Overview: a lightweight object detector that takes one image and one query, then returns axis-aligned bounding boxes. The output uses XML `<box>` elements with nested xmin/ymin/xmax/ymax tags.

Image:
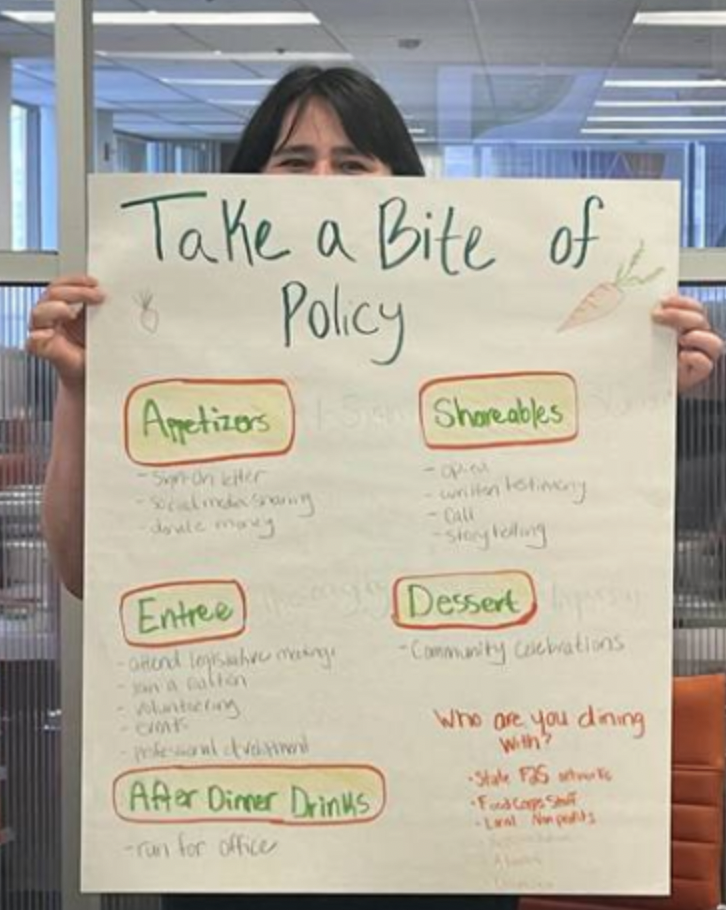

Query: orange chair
<box><xmin>521</xmin><ymin>673</ymin><xmax>725</xmax><ymax>910</ymax></box>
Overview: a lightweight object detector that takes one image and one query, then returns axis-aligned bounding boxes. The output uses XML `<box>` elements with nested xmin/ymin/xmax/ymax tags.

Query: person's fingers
<box><xmin>678</xmin><ymin>349</ymin><xmax>716</xmax><ymax>392</ymax></box>
<box><xmin>46</xmin><ymin>273</ymin><xmax>100</xmax><ymax>290</ymax></box>
<box><xmin>38</xmin><ymin>284</ymin><xmax>105</xmax><ymax>306</ymax></box>
<box><xmin>30</xmin><ymin>299</ymin><xmax>84</xmax><ymax>330</ymax></box>
<box><xmin>659</xmin><ymin>293</ymin><xmax>705</xmax><ymax>313</ymax></box>
<box><xmin>26</xmin><ymin>327</ymin><xmax>59</xmax><ymax>355</ymax></box>
<box><xmin>679</xmin><ymin>328</ymin><xmax>725</xmax><ymax>362</ymax></box>
<box><xmin>26</xmin><ymin>328</ymin><xmax>86</xmax><ymax>382</ymax></box>
<box><xmin>655</xmin><ymin>295</ymin><xmax>723</xmax><ymax>392</ymax></box>
<box><xmin>26</xmin><ymin>280</ymin><xmax>99</xmax><ymax>385</ymax></box>
<box><xmin>652</xmin><ymin>305</ymin><xmax>709</xmax><ymax>333</ymax></box>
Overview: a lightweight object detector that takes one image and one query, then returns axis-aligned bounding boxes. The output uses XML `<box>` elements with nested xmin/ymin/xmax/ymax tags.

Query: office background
<box><xmin>1</xmin><ymin>1</ymin><xmax>726</xmax><ymax>908</ymax></box>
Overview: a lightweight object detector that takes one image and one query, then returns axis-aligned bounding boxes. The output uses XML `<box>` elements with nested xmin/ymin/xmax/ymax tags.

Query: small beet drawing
<box><xmin>135</xmin><ymin>289</ymin><xmax>159</xmax><ymax>334</ymax></box>
<box><xmin>558</xmin><ymin>240</ymin><xmax>665</xmax><ymax>332</ymax></box>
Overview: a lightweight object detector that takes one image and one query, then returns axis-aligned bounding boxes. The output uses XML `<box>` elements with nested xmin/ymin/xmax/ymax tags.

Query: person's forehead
<box><xmin>274</xmin><ymin>99</ymin><xmax>360</xmax><ymax>151</ymax></box>
<box><xmin>270</xmin><ymin>141</ymin><xmax>365</xmax><ymax>156</ymax></box>
<box><xmin>279</xmin><ymin>97</ymin><xmax>345</xmax><ymax>134</ymax></box>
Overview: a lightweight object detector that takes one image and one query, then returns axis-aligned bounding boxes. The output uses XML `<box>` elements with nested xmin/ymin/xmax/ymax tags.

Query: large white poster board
<box><xmin>84</xmin><ymin>176</ymin><xmax>679</xmax><ymax>895</ymax></box>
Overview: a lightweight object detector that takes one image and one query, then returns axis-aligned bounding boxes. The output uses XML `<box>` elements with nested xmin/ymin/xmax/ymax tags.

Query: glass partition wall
<box><xmin>0</xmin><ymin>282</ymin><xmax>60</xmax><ymax>910</ymax></box>
<box><xmin>1</xmin><ymin>3</ymin><xmax>61</xmax><ymax>908</ymax></box>
<box><xmin>1</xmin><ymin>1</ymin><xmax>726</xmax><ymax>907</ymax></box>
<box><xmin>675</xmin><ymin>285</ymin><xmax>726</xmax><ymax>679</ymax></box>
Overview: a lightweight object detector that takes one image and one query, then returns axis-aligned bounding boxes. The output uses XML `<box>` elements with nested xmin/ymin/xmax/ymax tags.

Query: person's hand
<box><xmin>652</xmin><ymin>293</ymin><xmax>724</xmax><ymax>393</ymax></box>
<box><xmin>26</xmin><ymin>274</ymin><xmax>105</xmax><ymax>389</ymax></box>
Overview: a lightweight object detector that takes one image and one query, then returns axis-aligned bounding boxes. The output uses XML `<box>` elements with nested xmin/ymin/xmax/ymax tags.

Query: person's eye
<box><xmin>340</xmin><ymin>159</ymin><xmax>371</xmax><ymax>174</ymax></box>
<box><xmin>276</xmin><ymin>157</ymin><xmax>310</xmax><ymax>171</ymax></box>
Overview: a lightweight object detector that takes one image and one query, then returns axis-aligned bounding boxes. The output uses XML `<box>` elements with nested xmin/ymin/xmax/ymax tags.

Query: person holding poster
<box><xmin>28</xmin><ymin>66</ymin><xmax>724</xmax><ymax>910</ymax></box>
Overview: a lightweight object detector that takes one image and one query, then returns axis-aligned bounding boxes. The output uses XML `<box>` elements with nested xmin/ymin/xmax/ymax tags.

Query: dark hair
<box><xmin>227</xmin><ymin>66</ymin><xmax>425</xmax><ymax>176</ymax></box>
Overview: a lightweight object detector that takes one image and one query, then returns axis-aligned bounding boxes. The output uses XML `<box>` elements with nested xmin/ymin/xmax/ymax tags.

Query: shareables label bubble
<box><xmin>419</xmin><ymin>371</ymin><xmax>579</xmax><ymax>451</ymax></box>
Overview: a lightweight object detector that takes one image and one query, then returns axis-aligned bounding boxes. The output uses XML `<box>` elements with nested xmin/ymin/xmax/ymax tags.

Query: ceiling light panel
<box><xmin>634</xmin><ymin>13</ymin><xmax>726</xmax><ymax>28</ymax></box>
<box><xmin>588</xmin><ymin>115</ymin><xmax>726</xmax><ymax>123</ymax></box>
<box><xmin>582</xmin><ymin>127</ymin><xmax>726</xmax><ymax>135</ymax></box>
<box><xmin>1</xmin><ymin>11</ymin><xmax>320</xmax><ymax>26</ymax></box>
<box><xmin>206</xmin><ymin>99</ymin><xmax>260</xmax><ymax>107</ymax></box>
<box><xmin>96</xmin><ymin>51</ymin><xmax>353</xmax><ymax>62</ymax></box>
<box><xmin>125</xmin><ymin>62</ymin><xmax>271</xmax><ymax>81</ymax></box>
<box><xmin>114</xmin><ymin>115</ymin><xmax>170</xmax><ymax>127</ymax></box>
<box><xmin>596</xmin><ymin>100</ymin><xmax>726</xmax><ymax>108</ymax></box>
<box><xmin>166</xmin><ymin>109</ymin><xmax>246</xmax><ymax>123</ymax></box>
<box><xmin>161</xmin><ymin>78</ymin><xmax>276</xmax><ymax>87</ymax></box>
<box><xmin>604</xmin><ymin>79</ymin><xmax>726</xmax><ymax>88</ymax></box>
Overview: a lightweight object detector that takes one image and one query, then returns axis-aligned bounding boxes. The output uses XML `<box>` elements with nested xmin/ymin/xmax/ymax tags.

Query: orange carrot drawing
<box><xmin>558</xmin><ymin>240</ymin><xmax>664</xmax><ymax>332</ymax></box>
<box><xmin>135</xmin><ymin>289</ymin><xmax>159</xmax><ymax>334</ymax></box>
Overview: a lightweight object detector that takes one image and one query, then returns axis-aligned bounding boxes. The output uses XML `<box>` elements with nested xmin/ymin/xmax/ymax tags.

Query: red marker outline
<box><xmin>119</xmin><ymin>578</ymin><xmax>247</xmax><ymax>649</ymax></box>
<box><xmin>392</xmin><ymin>569</ymin><xmax>538</xmax><ymax>631</ymax></box>
<box><xmin>124</xmin><ymin>377</ymin><xmax>296</xmax><ymax>467</ymax></box>
<box><xmin>112</xmin><ymin>762</ymin><xmax>388</xmax><ymax>826</ymax></box>
<box><xmin>419</xmin><ymin>370</ymin><xmax>579</xmax><ymax>451</ymax></box>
